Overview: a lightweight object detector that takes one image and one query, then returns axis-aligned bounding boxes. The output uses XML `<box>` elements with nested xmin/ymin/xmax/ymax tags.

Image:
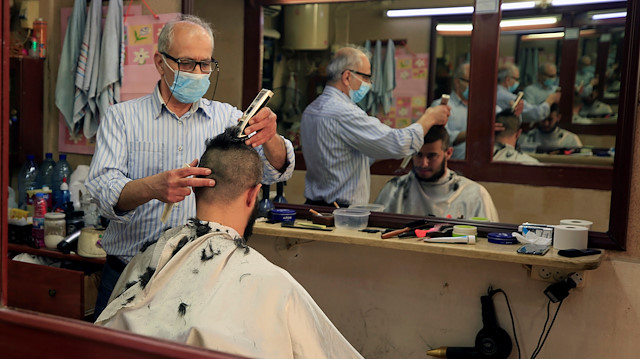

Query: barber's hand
<box><xmin>243</xmin><ymin>107</ymin><xmax>278</xmax><ymax>148</ymax></box>
<box><xmin>149</xmin><ymin>159</ymin><xmax>215</xmax><ymax>203</ymax></box>
<box><xmin>512</xmin><ymin>100</ymin><xmax>524</xmax><ymax>116</ymax></box>
<box><xmin>420</xmin><ymin>105</ymin><xmax>450</xmax><ymax>126</ymax></box>
<box><xmin>590</xmin><ymin>77</ymin><xmax>599</xmax><ymax>87</ymax></box>
<box><xmin>494</xmin><ymin>122</ymin><xmax>505</xmax><ymax>133</ymax></box>
<box><xmin>546</xmin><ymin>92</ymin><xmax>561</xmax><ymax>105</ymax></box>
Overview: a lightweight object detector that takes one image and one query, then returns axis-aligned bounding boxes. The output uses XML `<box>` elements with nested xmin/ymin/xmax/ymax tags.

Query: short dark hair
<box><xmin>193</xmin><ymin>126</ymin><xmax>263</xmax><ymax>202</ymax></box>
<box><xmin>550</xmin><ymin>103</ymin><xmax>560</xmax><ymax>113</ymax></box>
<box><xmin>424</xmin><ymin>125</ymin><xmax>450</xmax><ymax>150</ymax></box>
<box><xmin>495</xmin><ymin>109</ymin><xmax>520</xmax><ymax>138</ymax></box>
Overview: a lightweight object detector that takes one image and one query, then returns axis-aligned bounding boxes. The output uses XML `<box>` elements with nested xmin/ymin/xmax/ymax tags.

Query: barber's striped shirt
<box><xmin>86</xmin><ymin>85</ymin><xmax>294</xmax><ymax>262</ymax></box>
<box><xmin>300</xmin><ymin>86</ymin><xmax>424</xmax><ymax>206</ymax></box>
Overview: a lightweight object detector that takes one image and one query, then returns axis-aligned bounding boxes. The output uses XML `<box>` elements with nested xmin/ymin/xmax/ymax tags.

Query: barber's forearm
<box><xmin>453</xmin><ymin>131</ymin><xmax>466</xmax><ymax>146</ymax></box>
<box><xmin>262</xmin><ymin>135</ymin><xmax>287</xmax><ymax>171</ymax></box>
<box><xmin>115</xmin><ymin>178</ymin><xmax>154</xmax><ymax>212</ymax></box>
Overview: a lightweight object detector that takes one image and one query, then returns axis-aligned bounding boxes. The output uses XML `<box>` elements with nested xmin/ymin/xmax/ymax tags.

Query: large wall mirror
<box><xmin>250</xmin><ymin>0</ymin><xmax>637</xmax><ymax>250</ymax></box>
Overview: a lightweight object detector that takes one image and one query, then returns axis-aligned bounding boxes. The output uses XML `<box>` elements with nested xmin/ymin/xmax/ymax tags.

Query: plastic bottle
<box><xmin>17</xmin><ymin>154</ymin><xmax>38</xmax><ymax>209</ymax></box>
<box><xmin>52</xmin><ymin>154</ymin><xmax>72</xmax><ymax>200</ymax></box>
<box><xmin>274</xmin><ymin>181</ymin><xmax>288</xmax><ymax>203</ymax></box>
<box><xmin>33</xmin><ymin>18</ymin><xmax>47</xmax><ymax>59</ymax></box>
<box><xmin>54</xmin><ymin>177</ymin><xmax>72</xmax><ymax>212</ymax></box>
<box><xmin>36</xmin><ymin>152</ymin><xmax>56</xmax><ymax>189</ymax></box>
<box><xmin>258</xmin><ymin>184</ymin><xmax>274</xmax><ymax>218</ymax></box>
<box><xmin>32</xmin><ymin>192</ymin><xmax>47</xmax><ymax>248</ymax></box>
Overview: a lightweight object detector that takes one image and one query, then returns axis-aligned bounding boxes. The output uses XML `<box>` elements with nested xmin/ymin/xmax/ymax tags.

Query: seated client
<box><xmin>96</xmin><ymin>127</ymin><xmax>364</xmax><ymax>359</ymax></box>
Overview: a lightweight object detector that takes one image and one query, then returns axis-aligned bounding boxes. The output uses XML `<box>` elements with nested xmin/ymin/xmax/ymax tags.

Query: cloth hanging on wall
<box><xmin>73</xmin><ymin>0</ymin><xmax>102</xmax><ymax>138</ymax></box>
<box><xmin>519</xmin><ymin>47</ymin><xmax>539</xmax><ymax>87</ymax></box>
<box><xmin>54</xmin><ymin>0</ymin><xmax>87</xmax><ymax>133</ymax></box>
<box><xmin>381</xmin><ymin>39</ymin><xmax>396</xmax><ymax>114</ymax></box>
<box><xmin>96</xmin><ymin>0</ymin><xmax>124</xmax><ymax>138</ymax></box>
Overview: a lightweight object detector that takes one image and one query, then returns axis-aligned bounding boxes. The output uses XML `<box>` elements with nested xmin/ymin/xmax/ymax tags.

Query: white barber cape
<box><xmin>97</xmin><ymin>221</ymin><xmax>363</xmax><ymax>359</ymax></box>
<box><xmin>375</xmin><ymin>169</ymin><xmax>499</xmax><ymax>221</ymax></box>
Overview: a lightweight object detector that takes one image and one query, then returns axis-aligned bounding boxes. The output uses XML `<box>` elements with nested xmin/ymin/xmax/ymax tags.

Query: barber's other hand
<box><xmin>149</xmin><ymin>159</ymin><xmax>215</xmax><ymax>203</ymax></box>
<box><xmin>243</xmin><ymin>107</ymin><xmax>278</xmax><ymax>148</ymax></box>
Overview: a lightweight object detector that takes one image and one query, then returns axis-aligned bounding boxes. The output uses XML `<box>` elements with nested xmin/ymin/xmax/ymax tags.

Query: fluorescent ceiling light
<box><xmin>501</xmin><ymin>2</ymin><xmax>537</xmax><ymax>10</ymax></box>
<box><xmin>552</xmin><ymin>0</ymin><xmax>623</xmax><ymax>6</ymax></box>
<box><xmin>386</xmin><ymin>2</ymin><xmax>538</xmax><ymax>18</ymax></box>
<box><xmin>500</xmin><ymin>16</ymin><xmax>558</xmax><ymax>27</ymax></box>
<box><xmin>386</xmin><ymin>7</ymin><xmax>473</xmax><ymax>17</ymax></box>
<box><xmin>522</xmin><ymin>32</ymin><xmax>565</xmax><ymax>40</ymax></box>
<box><xmin>592</xmin><ymin>11</ymin><xmax>627</xmax><ymax>20</ymax></box>
<box><xmin>436</xmin><ymin>24</ymin><xmax>474</xmax><ymax>32</ymax></box>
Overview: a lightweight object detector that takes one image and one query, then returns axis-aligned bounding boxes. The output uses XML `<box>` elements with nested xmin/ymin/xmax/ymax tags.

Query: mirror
<box><xmin>249</xmin><ymin>0</ymin><xmax>634</xmax><ymax>248</ymax></box>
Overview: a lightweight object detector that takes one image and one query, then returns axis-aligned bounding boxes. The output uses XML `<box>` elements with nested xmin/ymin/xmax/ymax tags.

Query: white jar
<box><xmin>44</xmin><ymin>212</ymin><xmax>66</xmax><ymax>250</ymax></box>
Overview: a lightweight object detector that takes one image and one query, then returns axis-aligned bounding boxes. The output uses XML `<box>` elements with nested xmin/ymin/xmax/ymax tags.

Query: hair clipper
<box><xmin>237</xmin><ymin>89</ymin><xmax>274</xmax><ymax>138</ymax></box>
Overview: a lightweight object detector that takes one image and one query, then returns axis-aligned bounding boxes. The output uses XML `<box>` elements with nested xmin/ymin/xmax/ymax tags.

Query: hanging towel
<box><xmin>96</xmin><ymin>0</ymin><xmax>124</xmax><ymax>138</ymax></box>
<box><xmin>381</xmin><ymin>39</ymin><xmax>396</xmax><ymax>114</ymax></box>
<box><xmin>55</xmin><ymin>0</ymin><xmax>87</xmax><ymax>134</ymax></box>
<box><xmin>73</xmin><ymin>0</ymin><xmax>102</xmax><ymax>137</ymax></box>
<box><xmin>364</xmin><ymin>40</ymin><xmax>383</xmax><ymax>114</ymax></box>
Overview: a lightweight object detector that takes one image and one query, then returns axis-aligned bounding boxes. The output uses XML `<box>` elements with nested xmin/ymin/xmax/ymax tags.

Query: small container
<box><xmin>453</xmin><ymin>225</ymin><xmax>478</xmax><ymax>237</ymax></box>
<box><xmin>270</xmin><ymin>209</ymin><xmax>296</xmax><ymax>223</ymax></box>
<box><xmin>349</xmin><ymin>203</ymin><xmax>385</xmax><ymax>212</ymax></box>
<box><xmin>333</xmin><ymin>208</ymin><xmax>370</xmax><ymax>230</ymax></box>
<box><xmin>312</xmin><ymin>212</ymin><xmax>335</xmax><ymax>227</ymax></box>
<box><xmin>44</xmin><ymin>212</ymin><xmax>66</xmax><ymax>250</ymax></box>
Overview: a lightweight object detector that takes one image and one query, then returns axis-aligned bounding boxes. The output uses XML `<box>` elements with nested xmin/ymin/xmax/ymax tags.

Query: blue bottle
<box><xmin>258</xmin><ymin>184</ymin><xmax>274</xmax><ymax>218</ymax></box>
<box><xmin>54</xmin><ymin>177</ymin><xmax>72</xmax><ymax>212</ymax></box>
<box><xmin>36</xmin><ymin>152</ymin><xmax>56</xmax><ymax>189</ymax></box>
<box><xmin>17</xmin><ymin>154</ymin><xmax>39</xmax><ymax>209</ymax></box>
<box><xmin>52</xmin><ymin>153</ymin><xmax>72</xmax><ymax>200</ymax></box>
<box><xmin>274</xmin><ymin>182</ymin><xmax>287</xmax><ymax>204</ymax></box>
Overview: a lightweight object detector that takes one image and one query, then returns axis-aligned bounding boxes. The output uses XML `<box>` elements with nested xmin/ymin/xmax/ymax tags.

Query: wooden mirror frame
<box><xmin>245</xmin><ymin>0</ymin><xmax>639</xmax><ymax>250</ymax></box>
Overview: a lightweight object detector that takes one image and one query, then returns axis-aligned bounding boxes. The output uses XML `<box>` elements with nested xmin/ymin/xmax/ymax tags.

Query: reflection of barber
<box><xmin>575</xmin><ymin>55</ymin><xmax>598</xmax><ymax>98</ymax></box>
<box><xmin>497</xmin><ymin>63</ymin><xmax>560</xmax><ymax>123</ymax></box>
<box><xmin>301</xmin><ymin>47</ymin><xmax>450</xmax><ymax>207</ymax></box>
<box><xmin>86</xmin><ymin>15</ymin><xmax>295</xmax><ymax>320</ymax></box>
<box><xmin>518</xmin><ymin>104</ymin><xmax>582</xmax><ymax>150</ymax></box>
<box><xmin>431</xmin><ymin>63</ymin><xmax>523</xmax><ymax>160</ymax></box>
<box><xmin>493</xmin><ymin>110</ymin><xmax>539</xmax><ymax>165</ymax></box>
<box><xmin>374</xmin><ymin>126</ymin><xmax>498</xmax><ymax>221</ymax></box>
<box><xmin>523</xmin><ymin>63</ymin><xmax>559</xmax><ymax>105</ymax></box>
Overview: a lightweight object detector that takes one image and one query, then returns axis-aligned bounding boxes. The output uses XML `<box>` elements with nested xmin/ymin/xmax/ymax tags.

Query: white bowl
<box><xmin>334</xmin><ymin>208</ymin><xmax>370</xmax><ymax>230</ymax></box>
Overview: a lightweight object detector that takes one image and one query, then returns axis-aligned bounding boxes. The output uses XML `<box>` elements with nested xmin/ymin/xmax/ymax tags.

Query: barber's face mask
<box><xmin>544</xmin><ymin>77</ymin><xmax>558</xmax><ymax>88</ymax></box>
<box><xmin>348</xmin><ymin>74</ymin><xmax>371</xmax><ymax>104</ymax></box>
<box><xmin>508</xmin><ymin>80</ymin><xmax>520</xmax><ymax>93</ymax></box>
<box><xmin>462</xmin><ymin>86</ymin><xmax>469</xmax><ymax>100</ymax></box>
<box><xmin>163</xmin><ymin>57</ymin><xmax>211</xmax><ymax>104</ymax></box>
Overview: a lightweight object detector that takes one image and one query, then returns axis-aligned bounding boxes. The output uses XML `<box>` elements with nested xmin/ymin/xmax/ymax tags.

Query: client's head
<box><xmin>412</xmin><ymin>125</ymin><xmax>452</xmax><ymax>182</ymax></box>
<box><xmin>194</xmin><ymin>126</ymin><xmax>263</xmax><ymax>238</ymax></box>
<box><xmin>495</xmin><ymin>109</ymin><xmax>522</xmax><ymax>146</ymax></box>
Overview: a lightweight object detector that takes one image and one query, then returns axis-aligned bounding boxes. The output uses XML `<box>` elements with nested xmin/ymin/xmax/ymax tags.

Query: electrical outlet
<box><xmin>530</xmin><ymin>266</ymin><xmax>585</xmax><ymax>287</ymax></box>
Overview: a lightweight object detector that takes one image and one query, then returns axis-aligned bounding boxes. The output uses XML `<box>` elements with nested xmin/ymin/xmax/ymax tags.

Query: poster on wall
<box><xmin>378</xmin><ymin>51</ymin><xmax>429</xmax><ymax>129</ymax></box>
<box><xmin>58</xmin><ymin>7</ymin><xmax>181</xmax><ymax>154</ymax></box>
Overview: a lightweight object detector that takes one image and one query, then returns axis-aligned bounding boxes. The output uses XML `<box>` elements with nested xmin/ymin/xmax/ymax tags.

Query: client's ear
<box><xmin>246</xmin><ymin>184</ymin><xmax>262</xmax><ymax>208</ymax></box>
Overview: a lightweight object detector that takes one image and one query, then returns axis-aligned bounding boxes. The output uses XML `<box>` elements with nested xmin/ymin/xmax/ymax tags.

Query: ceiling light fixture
<box><xmin>501</xmin><ymin>1</ymin><xmax>537</xmax><ymax>10</ymax></box>
<box><xmin>435</xmin><ymin>24</ymin><xmax>474</xmax><ymax>32</ymax></box>
<box><xmin>386</xmin><ymin>2</ymin><xmax>538</xmax><ymax>18</ymax></box>
<box><xmin>552</xmin><ymin>0</ymin><xmax>624</xmax><ymax>6</ymax></box>
<box><xmin>592</xmin><ymin>11</ymin><xmax>627</xmax><ymax>20</ymax></box>
<box><xmin>500</xmin><ymin>16</ymin><xmax>558</xmax><ymax>27</ymax></box>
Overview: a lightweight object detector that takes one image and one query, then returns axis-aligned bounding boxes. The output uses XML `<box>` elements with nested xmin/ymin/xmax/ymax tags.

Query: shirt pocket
<box><xmin>128</xmin><ymin>142</ymin><xmax>164</xmax><ymax>179</ymax></box>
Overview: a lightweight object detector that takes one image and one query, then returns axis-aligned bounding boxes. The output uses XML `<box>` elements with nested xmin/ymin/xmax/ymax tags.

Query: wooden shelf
<box><xmin>8</xmin><ymin>243</ymin><xmax>106</xmax><ymax>265</ymax></box>
<box><xmin>253</xmin><ymin>221</ymin><xmax>604</xmax><ymax>271</ymax></box>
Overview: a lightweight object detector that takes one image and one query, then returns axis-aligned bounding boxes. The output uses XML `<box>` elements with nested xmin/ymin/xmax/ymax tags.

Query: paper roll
<box><xmin>560</xmin><ymin>219</ymin><xmax>593</xmax><ymax>230</ymax></box>
<box><xmin>553</xmin><ymin>225</ymin><xmax>589</xmax><ymax>250</ymax></box>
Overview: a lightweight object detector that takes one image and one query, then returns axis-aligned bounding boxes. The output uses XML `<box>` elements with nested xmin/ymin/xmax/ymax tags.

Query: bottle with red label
<box><xmin>33</xmin><ymin>18</ymin><xmax>47</xmax><ymax>58</ymax></box>
<box><xmin>32</xmin><ymin>192</ymin><xmax>47</xmax><ymax>248</ymax></box>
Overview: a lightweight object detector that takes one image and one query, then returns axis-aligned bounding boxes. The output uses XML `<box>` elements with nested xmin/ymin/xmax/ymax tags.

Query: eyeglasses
<box><xmin>458</xmin><ymin>77</ymin><xmax>470</xmax><ymax>83</ymax></box>
<box><xmin>511</xmin><ymin>76</ymin><xmax>520</xmax><ymax>81</ymax></box>
<box><xmin>542</xmin><ymin>73</ymin><xmax>557</xmax><ymax>78</ymax></box>
<box><xmin>161</xmin><ymin>52</ymin><xmax>218</xmax><ymax>73</ymax></box>
<box><xmin>347</xmin><ymin>69</ymin><xmax>373</xmax><ymax>82</ymax></box>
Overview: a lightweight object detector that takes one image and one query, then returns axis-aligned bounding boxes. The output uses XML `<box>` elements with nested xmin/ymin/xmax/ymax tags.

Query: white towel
<box><xmin>54</xmin><ymin>0</ymin><xmax>87</xmax><ymax>134</ymax></box>
<box><xmin>73</xmin><ymin>0</ymin><xmax>102</xmax><ymax>138</ymax></box>
<box><xmin>96</xmin><ymin>0</ymin><xmax>124</xmax><ymax>136</ymax></box>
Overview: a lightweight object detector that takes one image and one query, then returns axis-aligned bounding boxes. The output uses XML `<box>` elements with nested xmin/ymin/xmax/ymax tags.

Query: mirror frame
<box><xmin>246</xmin><ymin>0</ymin><xmax>638</xmax><ymax>251</ymax></box>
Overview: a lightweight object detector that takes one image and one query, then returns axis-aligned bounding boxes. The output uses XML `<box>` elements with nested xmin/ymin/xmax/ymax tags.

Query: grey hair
<box><xmin>454</xmin><ymin>63</ymin><xmax>469</xmax><ymax>79</ymax></box>
<box><xmin>326</xmin><ymin>46</ymin><xmax>371</xmax><ymax>83</ymax></box>
<box><xmin>158</xmin><ymin>14</ymin><xmax>215</xmax><ymax>55</ymax></box>
<box><xmin>497</xmin><ymin>63</ymin><xmax>518</xmax><ymax>83</ymax></box>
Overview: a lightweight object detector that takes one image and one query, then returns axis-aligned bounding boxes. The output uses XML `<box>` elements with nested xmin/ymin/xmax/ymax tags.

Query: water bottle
<box><xmin>32</xmin><ymin>192</ymin><xmax>47</xmax><ymax>248</ymax></box>
<box><xmin>54</xmin><ymin>177</ymin><xmax>71</xmax><ymax>212</ymax></box>
<box><xmin>52</xmin><ymin>154</ymin><xmax>72</xmax><ymax>200</ymax></box>
<box><xmin>17</xmin><ymin>154</ymin><xmax>38</xmax><ymax>209</ymax></box>
<box><xmin>36</xmin><ymin>152</ymin><xmax>56</xmax><ymax>189</ymax></box>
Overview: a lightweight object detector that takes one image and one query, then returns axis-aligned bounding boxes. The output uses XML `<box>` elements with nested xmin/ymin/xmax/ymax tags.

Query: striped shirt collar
<box><xmin>324</xmin><ymin>85</ymin><xmax>352</xmax><ymax>104</ymax></box>
<box><xmin>152</xmin><ymin>83</ymin><xmax>212</xmax><ymax>120</ymax></box>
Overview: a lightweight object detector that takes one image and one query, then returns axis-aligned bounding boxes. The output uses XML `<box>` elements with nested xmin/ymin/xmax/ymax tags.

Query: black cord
<box><xmin>531</xmin><ymin>299</ymin><xmax>563</xmax><ymax>359</ymax></box>
<box><xmin>531</xmin><ymin>300</ymin><xmax>551</xmax><ymax>358</ymax></box>
<box><xmin>490</xmin><ymin>289</ymin><xmax>521</xmax><ymax>359</ymax></box>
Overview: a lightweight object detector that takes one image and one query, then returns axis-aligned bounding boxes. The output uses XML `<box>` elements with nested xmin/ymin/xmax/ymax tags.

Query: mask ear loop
<box><xmin>210</xmin><ymin>59</ymin><xmax>220</xmax><ymax>101</ymax></box>
<box><xmin>162</xmin><ymin>54</ymin><xmax>179</xmax><ymax>105</ymax></box>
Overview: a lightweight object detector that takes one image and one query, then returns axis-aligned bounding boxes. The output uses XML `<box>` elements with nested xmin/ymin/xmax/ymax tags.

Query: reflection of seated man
<box><xmin>96</xmin><ymin>128</ymin><xmax>364</xmax><ymax>359</ymax></box>
<box><xmin>493</xmin><ymin>110</ymin><xmax>540</xmax><ymax>164</ymax></box>
<box><xmin>496</xmin><ymin>63</ymin><xmax>560</xmax><ymax>124</ymax></box>
<box><xmin>579</xmin><ymin>89</ymin><xmax>614</xmax><ymax>118</ymax></box>
<box><xmin>523</xmin><ymin>62</ymin><xmax>559</xmax><ymax>105</ymax></box>
<box><xmin>374</xmin><ymin>126</ymin><xmax>499</xmax><ymax>221</ymax></box>
<box><xmin>519</xmin><ymin>104</ymin><xmax>583</xmax><ymax>151</ymax></box>
<box><xmin>572</xmin><ymin>93</ymin><xmax>591</xmax><ymax>124</ymax></box>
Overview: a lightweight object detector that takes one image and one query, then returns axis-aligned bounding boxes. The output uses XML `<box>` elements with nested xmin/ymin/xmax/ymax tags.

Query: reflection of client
<box><xmin>374</xmin><ymin>126</ymin><xmax>499</xmax><ymax>221</ymax></box>
<box><xmin>493</xmin><ymin>110</ymin><xmax>539</xmax><ymax>165</ymax></box>
<box><xmin>519</xmin><ymin>104</ymin><xmax>582</xmax><ymax>151</ymax></box>
<box><xmin>96</xmin><ymin>128</ymin><xmax>364</xmax><ymax>359</ymax></box>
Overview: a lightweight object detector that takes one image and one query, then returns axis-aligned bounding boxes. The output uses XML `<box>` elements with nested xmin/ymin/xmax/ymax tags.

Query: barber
<box><xmin>86</xmin><ymin>15</ymin><xmax>295</xmax><ymax>319</ymax></box>
<box><xmin>301</xmin><ymin>47</ymin><xmax>450</xmax><ymax>207</ymax></box>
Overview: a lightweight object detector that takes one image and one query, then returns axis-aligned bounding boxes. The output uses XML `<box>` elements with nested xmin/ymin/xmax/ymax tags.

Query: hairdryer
<box><xmin>427</xmin><ymin>287</ymin><xmax>512</xmax><ymax>359</ymax></box>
